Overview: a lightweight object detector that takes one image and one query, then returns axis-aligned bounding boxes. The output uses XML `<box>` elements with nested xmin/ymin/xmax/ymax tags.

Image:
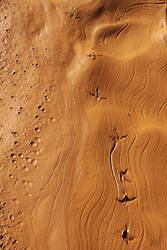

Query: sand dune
<box><xmin>1</xmin><ymin>0</ymin><xmax>167</xmax><ymax>249</ymax></box>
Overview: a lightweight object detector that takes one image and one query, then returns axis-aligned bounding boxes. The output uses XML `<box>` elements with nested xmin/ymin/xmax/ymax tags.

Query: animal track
<box><xmin>122</xmin><ymin>226</ymin><xmax>134</xmax><ymax>244</ymax></box>
<box><xmin>89</xmin><ymin>88</ymin><xmax>106</xmax><ymax>102</ymax></box>
<box><xmin>110</xmin><ymin>128</ymin><xmax>128</xmax><ymax>142</ymax></box>
<box><xmin>119</xmin><ymin>169</ymin><xmax>128</xmax><ymax>183</ymax></box>
<box><xmin>65</xmin><ymin>7</ymin><xmax>81</xmax><ymax>19</ymax></box>
<box><xmin>86</xmin><ymin>49</ymin><xmax>103</xmax><ymax>60</ymax></box>
<box><xmin>117</xmin><ymin>195</ymin><xmax>137</xmax><ymax>204</ymax></box>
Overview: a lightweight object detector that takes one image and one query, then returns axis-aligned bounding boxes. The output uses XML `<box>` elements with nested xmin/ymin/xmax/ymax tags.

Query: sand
<box><xmin>0</xmin><ymin>0</ymin><xmax>167</xmax><ymax>249</ymax></box>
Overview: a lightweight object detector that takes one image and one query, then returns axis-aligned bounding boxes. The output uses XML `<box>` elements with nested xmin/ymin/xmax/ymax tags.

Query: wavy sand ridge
<box><xmin>1</xmin><ymin>0</ymin><xmax>167</xmax><ymax>249</ymax></box>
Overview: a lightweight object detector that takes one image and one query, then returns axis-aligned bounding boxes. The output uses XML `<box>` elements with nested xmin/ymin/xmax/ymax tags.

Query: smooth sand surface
<box><xmin>1</xmin><ymin>0</ymin><xmax>167</xmax><ymax>249</ymax></box>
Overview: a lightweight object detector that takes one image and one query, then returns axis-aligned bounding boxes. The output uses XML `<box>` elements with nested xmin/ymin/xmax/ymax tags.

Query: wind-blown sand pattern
<box><xmin>1</xmin><ymin>0</ymin><xmax>167</xmax><ymax>249</ymax></box>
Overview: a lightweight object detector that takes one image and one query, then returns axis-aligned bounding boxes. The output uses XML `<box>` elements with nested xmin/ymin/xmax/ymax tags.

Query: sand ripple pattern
<box><xmin>1</xmin><ymin>0</ymin><xmax>167</xmax><ymax>249</ymax></box>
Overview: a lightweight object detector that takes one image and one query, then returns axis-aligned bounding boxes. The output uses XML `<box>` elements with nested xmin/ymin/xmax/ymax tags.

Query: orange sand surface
<box><xmin>1</xmin><ymin>0</ymin><xmax>167</xmax><ymax>249</ymax></box>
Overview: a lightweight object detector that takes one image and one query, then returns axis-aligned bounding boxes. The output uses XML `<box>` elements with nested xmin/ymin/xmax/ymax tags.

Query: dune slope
<box><xmin>1</xmin><ymin>0</ymin><xmax>167</xmax><ymax>249</ymax></box>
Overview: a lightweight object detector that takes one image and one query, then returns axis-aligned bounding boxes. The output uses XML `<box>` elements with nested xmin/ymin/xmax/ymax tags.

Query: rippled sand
<box><xmin>1</xmin><ymin>0</ymin><xmax>167</xmax><ymax>249</ymax></box>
